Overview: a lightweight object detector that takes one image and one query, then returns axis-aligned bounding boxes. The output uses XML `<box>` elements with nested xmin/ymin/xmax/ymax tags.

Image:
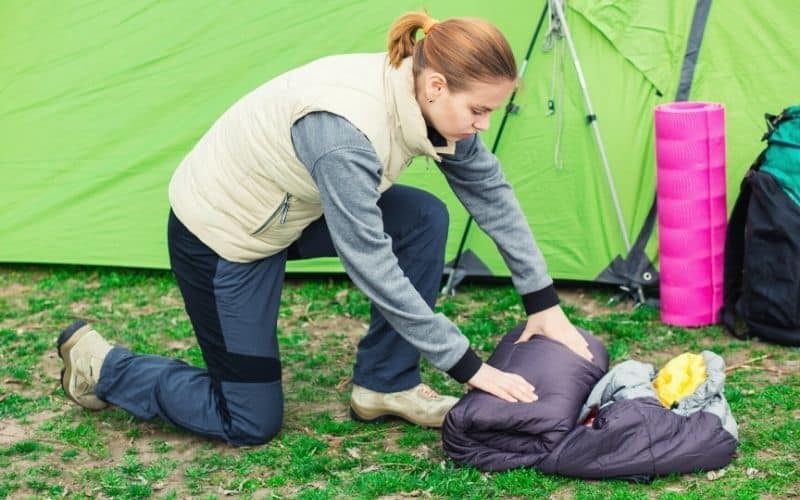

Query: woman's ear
<box><xmin>425</xmin><ymin>71</ymin><xmax>448</xmax><ymax>101</ymax></box>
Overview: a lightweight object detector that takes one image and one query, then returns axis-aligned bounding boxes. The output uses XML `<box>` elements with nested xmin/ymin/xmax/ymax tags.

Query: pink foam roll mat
<box><xmin>652</xmin><ymin>137</ymin><xmax>725</xmax><ymax>169</ymax></box>
<box><xmin>660</xmin><ymin>283</ymin><xmax>718</xmax><ymax>326</ymax></box>
<box><xmin>655</xmin><ymin>102</ymin><xmax>727</xmax><ymax>327</ymax></box>
<box><xmin>658</xmin><ymin>224</ymin><xmax>726</xmax><ymax>260</ymax></box>
<box><xmin>658</xmin><ymin>195</ymin><xmax>727</xmax><ymax>229</ymax></box>
<box><xmin>659</xmin><ymin>254</ymin><xmax>724</xmax><ymax>287</ymax></box>
<box><xmin>657</xmin><ymin>167</ymin><xmax>727</xmax><ymax>198</ymax></box>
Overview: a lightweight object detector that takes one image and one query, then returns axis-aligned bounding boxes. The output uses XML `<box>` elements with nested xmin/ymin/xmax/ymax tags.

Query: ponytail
<box><xmin>387</xmin><ymin>11</ymin><xmax>517</xmax><ymax>92</ymax></box>
<box><xmin>387</xmin><ymin>11</ymin><xmax>432</xmax><ymax>68</ymax></box>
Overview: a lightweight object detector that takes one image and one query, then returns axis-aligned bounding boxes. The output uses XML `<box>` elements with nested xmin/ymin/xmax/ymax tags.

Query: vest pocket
<box><xmin>251</xmin><ymin>193</ymin><xmax>291</xmax><ymax>236</ymax></box>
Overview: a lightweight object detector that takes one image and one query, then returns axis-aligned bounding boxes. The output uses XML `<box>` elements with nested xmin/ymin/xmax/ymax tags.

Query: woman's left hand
<box><xmin>515</xmin><ymin>304</ymin><xmax>593</xmax><ymax>361</ymax></box>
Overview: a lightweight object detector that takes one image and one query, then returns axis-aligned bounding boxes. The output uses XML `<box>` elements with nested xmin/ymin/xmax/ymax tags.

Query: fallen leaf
<box><xmin>706</xmin><ymin>469</ymin><xmax>727</xmax><ymax>481</ymax></box>
<box><xmin>336</xmin><ymin>377</ymin><xmax>352</xmax><ymax>391</ymax></box>
<box><xmin>346</xmin><ymin>447</ymin><xmax>361</xmax><ymax>459</ymax></box>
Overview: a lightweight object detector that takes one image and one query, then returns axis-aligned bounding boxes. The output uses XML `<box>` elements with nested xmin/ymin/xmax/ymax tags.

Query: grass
<box><xmin>0</xmin><ymin>264</ymin><xmax>798</xmax><ymax>498</ymax></box>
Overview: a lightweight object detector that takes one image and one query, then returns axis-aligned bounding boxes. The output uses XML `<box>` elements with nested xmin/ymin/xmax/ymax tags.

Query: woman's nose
<box><xmin>474</xmin><ymin>115</ymin><xmax>490</xmax><ymax>131</ymax></box>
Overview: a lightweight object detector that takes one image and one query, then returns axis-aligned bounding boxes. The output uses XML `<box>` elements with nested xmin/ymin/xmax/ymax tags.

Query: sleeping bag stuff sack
<box><xmin>538</xmin><ymin>351</ymin><xmax>739</xmax><ymax>481</ymax></box>
<box><xmin>442</xmin><ymin>325</ymin><xmax>739</xmax><ymax>481</ymax></box>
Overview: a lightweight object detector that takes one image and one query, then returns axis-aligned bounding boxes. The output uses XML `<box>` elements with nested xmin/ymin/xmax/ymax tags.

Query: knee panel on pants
<box><xmin>221</xmin><ymin>380</ymin><xmax>284</xmax><ymax>446</ymax></box>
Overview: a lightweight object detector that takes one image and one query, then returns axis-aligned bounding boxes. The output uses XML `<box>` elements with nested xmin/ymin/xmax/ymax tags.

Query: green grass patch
<box><xmin>1</xmin><ymin>264</ymin><xmax>799</xmax><ymax>497</ymax></box>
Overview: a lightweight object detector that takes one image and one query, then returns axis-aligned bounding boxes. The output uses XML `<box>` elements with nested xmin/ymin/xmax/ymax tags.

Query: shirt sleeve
<box><xmin>437</xmin><ymin>133</ymin><xmax>559</xmax><ymax>315</ymax></box>
<box><xmin>290</xmin><ymin>112</ymin><xmax>482</xmax><ymax>382</ymax></box>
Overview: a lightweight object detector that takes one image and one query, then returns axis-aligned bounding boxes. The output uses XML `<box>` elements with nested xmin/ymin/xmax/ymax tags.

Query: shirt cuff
<box><xmin>446</xmin><ymin>347</ymin><xmax>483</xmax><ymax>383</ymax></box>
<box><xmin>521</xmin><ymin>284</ymin><xmax>560</xmax><ymax>315</ymax></box>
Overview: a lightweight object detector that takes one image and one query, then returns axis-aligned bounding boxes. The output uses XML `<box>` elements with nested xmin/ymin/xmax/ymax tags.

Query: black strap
<box><xmin>761</xmin><ymin>110</ymin><xmax>792</xmax><ymax>141</ymax></box>
<box><xmin>631</xmin><ymin>198</ymin><xmax>657</xmax><ymax>264</ymax></box>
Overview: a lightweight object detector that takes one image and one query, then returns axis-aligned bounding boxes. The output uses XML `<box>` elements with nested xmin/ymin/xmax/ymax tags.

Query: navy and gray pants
<box><xmin>95</xmin><ymin>185</ymin><xmax>448</xmax><ymax>445</ymax></box>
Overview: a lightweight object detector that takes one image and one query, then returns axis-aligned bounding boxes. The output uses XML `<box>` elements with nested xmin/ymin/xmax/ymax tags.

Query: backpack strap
<box><xmin>761</xmin><ymin>109</ymin><xmax>795</xmax><ymax>141</ymax></box>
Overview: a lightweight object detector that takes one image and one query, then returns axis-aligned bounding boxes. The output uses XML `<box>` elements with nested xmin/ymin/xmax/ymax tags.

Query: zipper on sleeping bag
<box><xmin>252</xmin><ymin>193</ymin><xmax>291</xmax><ymax>235</ymax></box>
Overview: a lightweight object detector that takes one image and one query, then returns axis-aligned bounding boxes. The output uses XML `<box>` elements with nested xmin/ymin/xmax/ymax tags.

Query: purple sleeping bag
<box><xmin>442</xmin><ymin>324</ymin><xmax>608</xmax><ymax>472</ymax></box>
<box><xmin>442</xmin><ymin>324</ymin><xmax>739</xmax><ymax>480</ymax></box>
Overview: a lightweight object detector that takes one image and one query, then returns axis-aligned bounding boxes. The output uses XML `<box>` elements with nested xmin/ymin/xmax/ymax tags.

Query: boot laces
<box><xmin>418</xmin><ymin>384</ymin><xmax>439</xmax><ymax>399</ymax></box>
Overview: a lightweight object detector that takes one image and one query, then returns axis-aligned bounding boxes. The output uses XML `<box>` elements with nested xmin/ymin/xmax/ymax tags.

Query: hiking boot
<box><xmin>57</xmin><ymin>320</ymin><xmax>113</xmax><ymax>410</ymax></box>
<box><xmin>349</xmin><ymin>383</ymin><xmax>458</xmax><ymax>428</ymax></box>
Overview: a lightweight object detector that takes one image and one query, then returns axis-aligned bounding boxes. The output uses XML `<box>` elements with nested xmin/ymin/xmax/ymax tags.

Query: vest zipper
<box><xmin>279</xmin><ymin>194</ymin><xmax>291</xmax><ymax>224</ymax></box>
<box><xmin>251</xmin><ymin>193</ymin><xmax>291</xmax><ymax>236</ymax></box>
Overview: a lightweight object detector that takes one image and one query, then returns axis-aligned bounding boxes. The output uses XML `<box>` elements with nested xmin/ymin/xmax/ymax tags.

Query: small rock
<box><xmin>412</xmin><ymin>444</ymin><xmax>430</xmax><ymax>459</ymax></box>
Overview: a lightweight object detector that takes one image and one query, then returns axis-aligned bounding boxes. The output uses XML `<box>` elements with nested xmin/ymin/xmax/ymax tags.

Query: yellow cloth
<box><xmin>653</xmin><ymin>353</ymin><xmax>707</xmax><ymax>408</ymax></box>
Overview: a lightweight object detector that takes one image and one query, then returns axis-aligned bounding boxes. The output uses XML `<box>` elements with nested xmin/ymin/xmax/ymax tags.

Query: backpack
<box><xmin>720</xmin><ymin>106</ymin><xmax>800</xmax><ymax>346</ymax></box>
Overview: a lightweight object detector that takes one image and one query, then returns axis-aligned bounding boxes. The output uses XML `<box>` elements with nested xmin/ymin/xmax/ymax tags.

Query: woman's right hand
<box><xmin>467</xmin><ymin>363</ymin><xmax>538</xmax><ymax>403</ymax></box>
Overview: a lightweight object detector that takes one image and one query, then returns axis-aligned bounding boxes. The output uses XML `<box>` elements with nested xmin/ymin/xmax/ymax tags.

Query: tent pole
<box><xmin>441</xmin><ymin>0</ymin><xmax>550</xmax><ymax>296</ymax></box>
<box><xmin>549</xmin><ymin>0</ymin><xmax>632</xmax><ymax>253</ymax></box>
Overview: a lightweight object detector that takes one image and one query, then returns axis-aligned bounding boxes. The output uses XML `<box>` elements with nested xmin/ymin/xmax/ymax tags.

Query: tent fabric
<box><xmin>441</xmin><ymin>325</ymin><xmax>739</xmax><ymax>479</ymax></box>
<box><xmin>569</xmin><ymin>0</ymin><xmax>689</xmax><ymax>95</ymax></box>
<box><xmin>2</xmin><ymin>1</ymin><xmax>799</xmax><ymax>281</ymax></box>
<box><xmin>0</xmin><ymin>0</ymin><xmax>535</xmax><ymax>270</ymax></box>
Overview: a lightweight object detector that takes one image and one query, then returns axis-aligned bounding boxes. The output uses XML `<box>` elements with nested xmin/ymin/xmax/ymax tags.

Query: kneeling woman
<box><xmin>58</xmin><ymin>11</ymin><xmax>590</xmax><ymax>445</ymax></box>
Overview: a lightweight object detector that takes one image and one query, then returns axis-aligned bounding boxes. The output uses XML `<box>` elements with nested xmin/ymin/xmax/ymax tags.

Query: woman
<box><xmin>58</xmin><ymin>11</ymin><xmax>591</xmax><ymax>446</ymax></box>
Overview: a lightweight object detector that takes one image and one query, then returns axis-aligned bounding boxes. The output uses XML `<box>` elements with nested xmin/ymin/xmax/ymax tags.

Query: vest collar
<box><xmin>386</xmin><ymin>56</ymin><xmax>456</xmax><ymax>160</ymax></box>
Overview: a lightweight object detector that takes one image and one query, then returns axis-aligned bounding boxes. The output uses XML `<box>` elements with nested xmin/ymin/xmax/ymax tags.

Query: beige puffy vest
<box><xmin>168</xmin><ymin>53</ymin><xmax>455</xmax><ymax>262</ymax></box>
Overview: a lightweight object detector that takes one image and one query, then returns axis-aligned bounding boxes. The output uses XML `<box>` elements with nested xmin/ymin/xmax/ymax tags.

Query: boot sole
<box><xmin>349</xmin><ymin>406</ymin><xmax>440</xmax><ymax>428</ymax></box>
<box><xmin>56</xmin><ymin>320</ymin><xmax>96</xmax><ymax>408</ymax></box>
<box><xmin>349</xmin><ymin>407</ymin><xmax>397</xmax><ymax>424</ymax></box>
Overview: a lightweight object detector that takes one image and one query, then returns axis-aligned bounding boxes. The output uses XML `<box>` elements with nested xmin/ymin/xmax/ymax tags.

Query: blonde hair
<box><xmin>387</xmin><ymin>11</ymin><xmax>517</xmax><ymax>93</ymax></box>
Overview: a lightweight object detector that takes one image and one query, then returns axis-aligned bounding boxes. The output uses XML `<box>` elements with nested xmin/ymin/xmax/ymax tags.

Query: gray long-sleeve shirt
<box><xmin>291</xmin><ymin>112</ymin><xmax>558</xmax><ymax>382</ymax></box>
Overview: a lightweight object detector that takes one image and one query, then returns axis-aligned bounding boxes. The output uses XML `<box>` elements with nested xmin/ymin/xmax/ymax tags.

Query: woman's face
<box><xmin>417</xmin><ymin>69</ymin><xmax>516</xmax><ymax>142</ymax></box>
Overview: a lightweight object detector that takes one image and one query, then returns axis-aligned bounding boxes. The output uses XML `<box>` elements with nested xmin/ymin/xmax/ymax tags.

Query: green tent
<box><xmin>1</xmin><ymin>0</ymin><xmax>798</xmax><ymax>288</ymax></box>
